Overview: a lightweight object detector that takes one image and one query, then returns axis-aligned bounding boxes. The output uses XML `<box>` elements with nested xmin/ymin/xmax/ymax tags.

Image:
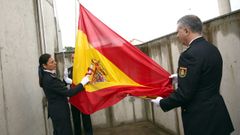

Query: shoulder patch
<box><xmin>179</xmin><ymin>67</ymin><xmax>187</xmax><ymax>78</ymax></box>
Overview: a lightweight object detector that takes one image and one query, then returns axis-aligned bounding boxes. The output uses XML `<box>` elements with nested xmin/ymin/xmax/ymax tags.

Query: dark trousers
<box><xmin>50</xmin><ymin>106</ymin><xmax>73</xmax><ymax>135</ymax></box>
<box><xmin>71</xmin><ymin>105</ymin><xmax>93</xmax><ymax>135</ymax></box>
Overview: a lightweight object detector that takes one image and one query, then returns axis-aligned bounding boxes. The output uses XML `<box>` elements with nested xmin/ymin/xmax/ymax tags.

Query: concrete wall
<box><xmin>0</xmin><ymin>0</ymin><xmax>239</xmax><ymax>134</ymax></box>
<box><xmin>0</xmin><ymin>0</ymin><xmax>45</xmax><ymax>135</ymax></box>
<box><xmin>210</xmin><ymin>13</ymin><xmax>240</xmax><ymax>135</ymax></box>
<box><xmin>138</xmin><ymin>10</ymin><xmax>240</xmax><ymax>135</ymax></box>
<box><xmin>0</xmin><ymin>0</ymin><xmax>59</xmax><ymax>135</ymax></box>
<box><xmin>92</xmin><ymin>96</ymin><xmax>146</xmax><ymax>128</ymax></box>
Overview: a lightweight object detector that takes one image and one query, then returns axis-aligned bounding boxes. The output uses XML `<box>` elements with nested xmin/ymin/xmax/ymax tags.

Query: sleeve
<box><xmin>47</xmin><ymin>77</ymin><xmax>84</xmax><ymax>97</ymax></box>
<box><xmin>160</xmin><ymin>52</ymin><xmax>202</xmax><ymax>112</ymax></box>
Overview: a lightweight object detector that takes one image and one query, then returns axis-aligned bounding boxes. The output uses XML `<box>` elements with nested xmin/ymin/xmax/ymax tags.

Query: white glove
<box><xmin>64</xmin><ymin>68</ymin><xmax>68</xmax><ymax>78</ymax></box>
<box><xmin>63</xmin><ymin>68</ymin><xmax>72</xmax><ymax>84</ymax></box>
<box><xmin>64</xmin><ymin>77</ymin><xmax>72</xmax><ymax>84</ymax></box>
<box><xmin>80</xmin><ymin>75</ymin><xmax>90</xmax><ymax>86</ymax></box>
<box><xmin>151</xmin><ymin>97</ymin><xmax>163</xmax><ymax>106</ymax></box>
<box><xmin>169</xmin><ymin>73</ymin><xmax>178</xmax><ymax>84</ymax></box>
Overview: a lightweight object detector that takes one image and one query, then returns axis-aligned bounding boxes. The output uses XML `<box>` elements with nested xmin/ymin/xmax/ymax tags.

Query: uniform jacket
<box><xmin>68</xmin><ymin>66</ymin><xmax>73</xmax><ymax>79</ymax></box>
<box><xmin>160</xmin><ymin>37</ymin><xmax>234</xmax><ymax>135</ymax></box>
<box><xmin>42</xmin><ymin>71</ymin><xmax>84</xmax><ymax>118</ymax></box>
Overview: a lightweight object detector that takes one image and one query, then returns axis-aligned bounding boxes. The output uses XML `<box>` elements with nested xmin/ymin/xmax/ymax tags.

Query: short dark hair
<box><xmin>39</xmin><ymin>53</ymin><xmax>51</xmax><ymax>67</ymax></box>
<box><xmin>38</xmin><ymin>53</ymin><xmax>51</xmax><ymax>87</ymax></box>
<box><xmin>177</xmin><ymin>15</ymin><xmax>203</xmax><ymax>34</ymax></box>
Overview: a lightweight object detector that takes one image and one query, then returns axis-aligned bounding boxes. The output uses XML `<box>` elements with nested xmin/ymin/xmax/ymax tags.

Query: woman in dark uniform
<box><xmin>38</xmin><ymin>53</ymin><xmax>89</xmax><ymax>135</ymax></box>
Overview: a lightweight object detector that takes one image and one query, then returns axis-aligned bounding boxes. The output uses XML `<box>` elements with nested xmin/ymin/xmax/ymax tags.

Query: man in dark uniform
<box><xmin>66</xmin><ymin>54</ymin><xmax>93</xmax><ymax>135</ymax></box>
<box><xmin>151</xmin><ymin>15</ymin><xmax>234</xmax><ymax>135</ymax></box>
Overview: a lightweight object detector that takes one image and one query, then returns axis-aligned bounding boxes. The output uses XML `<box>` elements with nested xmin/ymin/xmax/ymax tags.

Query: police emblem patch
<box><xmin>179</xmin><ymin>67</ymin><xmax>187</xmax><ymax>78</ymax></box>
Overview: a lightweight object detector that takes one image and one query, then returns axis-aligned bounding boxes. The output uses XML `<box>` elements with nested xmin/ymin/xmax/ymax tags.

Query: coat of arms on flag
<box><xmin>69</xmin><ymin>4</ymin><xmax>173</xmax><ymax>114</ymax></box>
<box><xmin>87</xmin><ymin>59</ymin><xmax>107</xmax><ymax>83</ymax></box>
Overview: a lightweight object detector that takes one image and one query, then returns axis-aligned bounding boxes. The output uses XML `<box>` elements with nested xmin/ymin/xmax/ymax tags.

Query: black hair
<box><xmin>38</xmin><ymin>53</ymin><xmax>51</xmax><ymax>87</ymax></box>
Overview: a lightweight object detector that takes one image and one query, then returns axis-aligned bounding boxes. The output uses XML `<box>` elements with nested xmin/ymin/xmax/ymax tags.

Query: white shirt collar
<box><xmin>44</xmin><ymin>69</ymin><xmax>56</xmax><ymax>74</ymax></box>
<box><xmin>189</xmin><ymin>36</ymin><xmax>202</xmax><ymax>45</ymax></box>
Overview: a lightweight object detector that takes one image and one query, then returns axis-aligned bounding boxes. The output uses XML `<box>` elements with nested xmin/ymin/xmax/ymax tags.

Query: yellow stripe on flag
<box><xmin>73</xmin><ymin>30</ymin><xmax>142</xmax><ymax>92</ymax></box>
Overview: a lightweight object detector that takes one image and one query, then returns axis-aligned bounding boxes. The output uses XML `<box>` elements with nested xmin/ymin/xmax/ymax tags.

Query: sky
<box><xmin>55</xmin><ymin>0</ymin><xmax>240</xmax><ymax>47</ymax></box>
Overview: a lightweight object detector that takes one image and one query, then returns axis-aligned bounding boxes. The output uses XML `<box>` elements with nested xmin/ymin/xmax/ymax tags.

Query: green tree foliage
<box><xmin>64</xmin><ymin>46</ymin><xmax>75</xmax><ymax>52</ymax></box>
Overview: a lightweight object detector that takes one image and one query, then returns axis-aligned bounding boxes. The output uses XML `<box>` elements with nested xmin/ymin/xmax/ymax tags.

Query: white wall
<box><xmin>0</xmin><ymin>0</ymin><xmax>59</xmax><ymax>134</ymax></box>
<box><xmin>0</xmin><ymin>0</ymin><xmax>46</xmax><ymax>135</ymax></box>
<box><xmin>212</xmin><ymin>16</ymin><xmax>240</xmax><ymax>135</ymax></box>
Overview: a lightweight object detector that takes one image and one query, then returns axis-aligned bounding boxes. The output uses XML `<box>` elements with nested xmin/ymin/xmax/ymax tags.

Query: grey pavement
<box><xmin>93</xmin><ymin>121</ymin><xmax>173</xmax><ymax>135</ymax></box>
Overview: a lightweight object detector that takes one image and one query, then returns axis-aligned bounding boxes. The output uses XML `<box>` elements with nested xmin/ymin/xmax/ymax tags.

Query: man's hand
<box><xmin>81</xmin><ymin>75</ymin><xmax>90</xmax><ymax>86</ymax></box>
<box><xmin>169</xmin><ymin>73</ymin><xmax>178</xmax><ymax>84</ymax></box>
<box><xmin>151</xmin><ymin>97</ymin><xmax>163</xmax><ymax>106</ymax></box>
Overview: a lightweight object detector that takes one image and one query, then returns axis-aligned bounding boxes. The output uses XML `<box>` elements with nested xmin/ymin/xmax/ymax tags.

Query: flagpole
<box><xmin>75</xmin><ymin>0</ymin><xmax>79</xmax><ymax>41</ymax></box>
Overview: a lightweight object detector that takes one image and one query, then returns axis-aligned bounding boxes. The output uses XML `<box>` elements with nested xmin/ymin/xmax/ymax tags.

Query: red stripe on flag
<box><xmin>70</xmin><ymin>84</ymin><xmax>172</xmax><ymax>114</ymax></box>
<box><xmin>79</xmin><ymin>5</ymin><xmax>170</xmax><ymax>87</ymax></box>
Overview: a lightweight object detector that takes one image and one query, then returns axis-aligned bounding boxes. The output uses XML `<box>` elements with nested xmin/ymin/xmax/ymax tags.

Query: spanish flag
<box><xmin>69</xmin><ymin>4</ymin><xmax>173</xmax><ymax>114</ymax></box>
